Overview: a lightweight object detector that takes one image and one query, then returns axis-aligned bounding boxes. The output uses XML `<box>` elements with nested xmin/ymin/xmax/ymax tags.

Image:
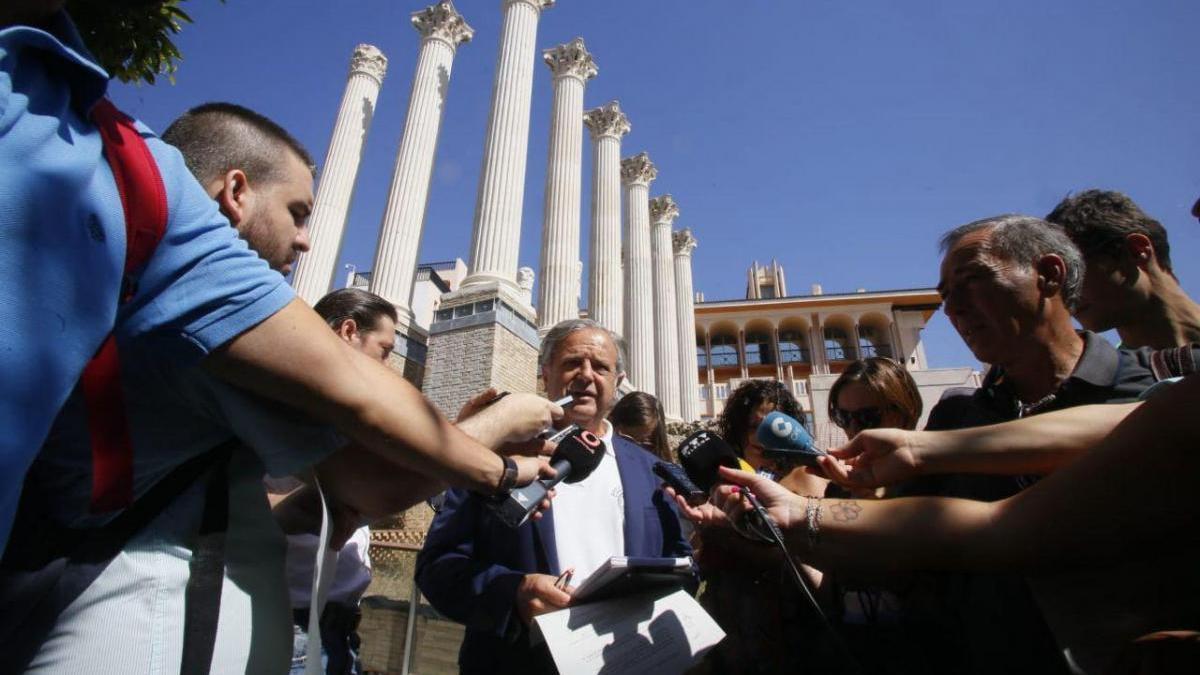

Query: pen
<box><xmin>554</xmin><ymin>567</ymin><xmax>574</xmax><ymax>590</ymax></box>
<box><xmin>552</xmin><ymin>394</ymin><xmax>576</xmax><ymax>408</ymax></box>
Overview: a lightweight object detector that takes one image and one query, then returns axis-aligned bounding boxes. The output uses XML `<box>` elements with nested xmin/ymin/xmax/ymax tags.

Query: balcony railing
<box><xmin>859</xmin><ymin>343</ymin><xmax>893</xmax><ymax>359</ymax></box>
<box><xmin>710</xmin><ymin>351</ymin><xmax>739</xmax><ymax>367</ymax></box>
<box><xmin>826</xmin><ymin>345</ymin><xmax>858</xmax><ymax>362</ymax></box>
<box><xmin>779</xmin><ymin>346</ymin><xmax>810</xmax><ymax>364</ymax></box>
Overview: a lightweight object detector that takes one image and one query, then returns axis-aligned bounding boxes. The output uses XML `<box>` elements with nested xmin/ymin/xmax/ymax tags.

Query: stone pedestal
<box><xmin>583</xmin><ymin>102</ymin><xmax>630</xmax><ymax>334</ymax></box>
<box><xmin>462</xmin><ymin>0</ymin><xmax>555</xmax><ymax>291</ymax></box>
<box><xmin>673</xmin><ymin>229</ymin><xmax>700</xmax><ymax>421</ymax></box>
<box><xmin>369</xmin><ymin>2</ymin><xmax>473</xmax><ymax>326</ymax></box>
<box><xmin>421</xmin><ymin>281</ymin><xmax>540</xmax><ymax>417</ymax></box>
<box><xmin>292</xmin><ymin>44</ymin><xmax>387</xmax><ymax>305</ymax></box>
<box><xmin>649</xmin><ymin>195</ymin><xmax>681</xmax><ymax>420</ymax></box>
<box><xmin>536</xmin><ymin>38</ymin><xmax>596</xmax><ymax>329</ymax></box>
<box><xmin>621</xmin><ymin>152</ymin><xmax>657</xmax><ymax>392</ymax></box>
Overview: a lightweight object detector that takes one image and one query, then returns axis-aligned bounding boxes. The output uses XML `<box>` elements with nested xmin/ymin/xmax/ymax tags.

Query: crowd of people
<box><xmin>3</xmin><ymin>3</ymin><xmax>1200</xmax><ymax>675</ymax></box>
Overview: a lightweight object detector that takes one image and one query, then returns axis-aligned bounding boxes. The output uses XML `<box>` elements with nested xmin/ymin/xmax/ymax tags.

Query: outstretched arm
<box><xmin>821</xmin><ymin>402</ymin><xmax>1141</xmax><ymax>490</ymax></box>
<box><xmin>207</xmin><ymin>299</ymin><xmax>550</xmax><ymax>493</ymax></box>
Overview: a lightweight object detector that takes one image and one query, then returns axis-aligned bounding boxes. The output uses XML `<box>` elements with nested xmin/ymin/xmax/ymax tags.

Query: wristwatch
<box><xmin>495</xmin><ymin>456</ymin><xmax>518</xmax><ymax>495</ymax></box>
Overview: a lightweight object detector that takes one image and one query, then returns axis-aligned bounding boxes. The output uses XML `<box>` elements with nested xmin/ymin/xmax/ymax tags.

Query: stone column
<box><xmin>673</xmin><ymin>228</ymin><xmax>700</xmax><ymax>422</ymax></box>
<box><xmin>621</xmin><ymin>152</ymin><xmax>657</xmax><ymax>392</ymax></box>
<box><xmin>536</xmin><ymin>38</ymin><xmax>597</xmax><ymax>329</ymax></box>
<box><xmin>462</xmin><ymin>0</ymin><xmax>555</xmax><ymax>294</ymax></box>
<box><xmin>583</xmin><ymin>101</ymin><xmax>630</xmax><ymax>334</ymax></box>
<box><xmin>291</xmin><ymin>44</ymin><xmax>387</xmax><ymax>305</ymax></box>
<box><xmin>368</xmin><ymin>2</ymin><xmax>474</xmax><ymax>325</ymax></box>
<box><xmin>649</xmin><ymin>195</ymin><xmax>682</xmax><ymax>419</ymax></box>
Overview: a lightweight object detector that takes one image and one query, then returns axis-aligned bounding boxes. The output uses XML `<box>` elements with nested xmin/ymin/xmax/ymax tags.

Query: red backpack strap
<box><xmin>82</xmin><ymin>99</ymin><xmax>168</xmax><ymax>513</ymax></box>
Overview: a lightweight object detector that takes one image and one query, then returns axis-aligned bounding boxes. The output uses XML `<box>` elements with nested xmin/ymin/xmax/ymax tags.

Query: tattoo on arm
<box><xmin>830</xmin><ymin>500</ymin><xmax>862</xmax><ymax>523</ymax></box>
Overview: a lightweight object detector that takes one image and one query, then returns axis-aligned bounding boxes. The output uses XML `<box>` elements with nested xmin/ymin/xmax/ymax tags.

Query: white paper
<box><xmin>305</xmin><ymin>477</ymin><xmax>338</xmax><ymax>675</ymax></box>
<box><xmin>532</xmin><ymin>589</ymin><xmax>725</xmax><ymax>675</ymax></box>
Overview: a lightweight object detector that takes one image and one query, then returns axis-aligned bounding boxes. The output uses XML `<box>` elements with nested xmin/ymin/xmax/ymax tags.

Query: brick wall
<box><xmin>422</xmin><ymin>322</ymin><xmax>498</xmax><ymax>417</ymax></box>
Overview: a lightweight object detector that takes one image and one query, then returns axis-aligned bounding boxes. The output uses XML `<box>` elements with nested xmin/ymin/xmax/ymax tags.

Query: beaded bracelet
<box><xmin>803</xmin><ymin>496</ymin><xmax>822</xmax><ymax>550</ymax></box>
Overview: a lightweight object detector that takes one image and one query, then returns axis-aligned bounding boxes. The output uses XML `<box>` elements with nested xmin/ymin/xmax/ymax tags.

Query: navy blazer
<box><xmin>415</xmin><ymin>434</ymin><xmax>693</xmax><ymax>674</ymax></box>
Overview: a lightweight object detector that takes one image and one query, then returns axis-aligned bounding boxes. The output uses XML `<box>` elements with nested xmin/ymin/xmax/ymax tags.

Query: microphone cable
<box><xmin>742</xmin><ymin>488</ymin><xmax>862</xmax><ymax>675</ymax></box>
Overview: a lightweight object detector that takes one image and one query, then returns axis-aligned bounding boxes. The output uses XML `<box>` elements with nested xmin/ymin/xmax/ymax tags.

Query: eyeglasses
<box><xmin>831</xmin><ymin>406</ymin><xmax>883</xmax><ymax>430</ymax></box>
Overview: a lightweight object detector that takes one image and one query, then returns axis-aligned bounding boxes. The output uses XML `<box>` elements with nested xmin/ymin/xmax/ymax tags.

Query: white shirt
<box><xmin>552</xmin><ymin>421</ymin><xmax>625</xmax><ymax>583</ymax></box>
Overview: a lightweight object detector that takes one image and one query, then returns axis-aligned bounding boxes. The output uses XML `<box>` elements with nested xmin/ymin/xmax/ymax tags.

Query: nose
<box><xmin>295</xmin><ymin>226</ymin><xmax>312</xmax><ymax>254</ymax></box>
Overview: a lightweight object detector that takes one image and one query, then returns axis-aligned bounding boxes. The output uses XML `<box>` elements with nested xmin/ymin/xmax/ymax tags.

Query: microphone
<box><xmin>486</xmin><ymin>427</ymin><xmax>606</xmax><ymax>528</ymax></box>
<box><xmin>755</xmin><ymin>411</ymin><xmax>828</xmax><ymax>470</ymax></box>
<box><xmin>674</xmin><ymin>430</ymin><xmax>774</xmax><ymax>543</ymax></box>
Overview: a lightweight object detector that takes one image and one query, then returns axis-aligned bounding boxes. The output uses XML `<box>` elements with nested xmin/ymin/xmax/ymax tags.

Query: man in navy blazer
<box><xmin>416</xmin><ymin>319</ymin><xmax>693</xmax><ymax>674</ymax></box>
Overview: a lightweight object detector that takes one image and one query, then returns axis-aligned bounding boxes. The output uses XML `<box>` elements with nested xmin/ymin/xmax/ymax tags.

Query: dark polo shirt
<box><xmin>892</xmin><ymin>332</ymin><xmax>1189</xmax><ymax>675</ymax></box>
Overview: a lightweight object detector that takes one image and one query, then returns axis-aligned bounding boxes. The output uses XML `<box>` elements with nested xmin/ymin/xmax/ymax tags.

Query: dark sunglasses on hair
<box><xmin>831</xmin><ymin>406</ymin><xmax>883</xmax><ymax>430</ymax></box>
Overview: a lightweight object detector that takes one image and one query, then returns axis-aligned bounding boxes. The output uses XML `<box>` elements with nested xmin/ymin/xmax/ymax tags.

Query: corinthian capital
<box><xmin>673</xmin><ymin>228</ymin><xmax>698</xmax><ymax>256</ymax></box>
<box><xmin>349</xmin><ymin>44</ymin><xmax>388</xmax><ymax>83</ymax></box>
<box><xmin>506</xmin><ymin>0</ymin><xmax>555</xmax><ymax>11</ymax></box>
<box><xmin>620</xmin><ymin>152</ymin><xmax>657</xmax><ymax>187</ymax></box>
<box><xmin>649</xmin><ymin>195</ymin><xmax>680</xmax><ymax>225</ymax></box>
<box><xmin>583</xmin><ymin>101</ymin><xmax>630</xmax><ymax>140</ymax></box>
<box><xmin>543</xmin><ymin>37</ymin><xmax>598</xmax><ymax>81</ymax></box>
<box><xmin>412</xmin><ymin>1</ymin><xmax>475</xmax><ymax>47</ymax></box>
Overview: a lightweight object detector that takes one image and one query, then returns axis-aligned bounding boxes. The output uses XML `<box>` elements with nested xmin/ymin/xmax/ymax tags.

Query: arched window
<box><xmin>745</xmin><ymin>331</ymin><xmax>773</xmax><ymax>365</ymax></box>
<box><xmin>778</xmin><ymin>329</ymin><xmax>809</xmax><ymax>364</ymax></box>
<box><xmin>858</xmin><ymin>325</ymin><xmax>892</xmax><ymax>359</ymax></box>
<box><xmin>824</xmin><ymin>326</ymin><xmax>855</xmax><ymax>362</ymax></box>
<box><xmin>710</xmin><ymin>333</ymin><xmax>739</xmax><ymax>367</ymax></box>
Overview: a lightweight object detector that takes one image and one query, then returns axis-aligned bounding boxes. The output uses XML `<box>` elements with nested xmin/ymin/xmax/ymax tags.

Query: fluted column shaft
<box><xmin>650</xmin><ymin>196</ymin><xmax>681</xmax><ymax>418</ymax></box>
<box><xmin>369</xmin><ymin>3</ymin><xmax>473</xmax><ymax>322</ymax></box>
<box><xmin>537</xmin><ymin>39</ymin><xmax>595</xmax><ymax>328</ymax></box>
<box><xmin>292</xmin><ymin>45</ymin><xmax>387</xmax><ymax>305</ymax></box>
<box><xmin>584</xmin><ymin>102</ymin><xmax>629</xmax><ymax>334</ymax></box>
<box><xmin>621</xmin><ymin>153</ymin><xmax>657</xmax><ymax>391</ymax></box>
<box><xmin>464</xmin><ymin>0</ymin><xmax>553</xmax><ymax>291</ymax></box>
<box><xmin>673</xmin><ymin>229</ymin><xmax>700</xmax><ymax>421</ymax></box>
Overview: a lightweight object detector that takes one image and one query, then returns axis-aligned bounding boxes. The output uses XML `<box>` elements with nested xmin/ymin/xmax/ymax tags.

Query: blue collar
<box><xmin>1</xmin><ymin>11</ymin><xmax>110</xmax><ymax>113</ymax></box>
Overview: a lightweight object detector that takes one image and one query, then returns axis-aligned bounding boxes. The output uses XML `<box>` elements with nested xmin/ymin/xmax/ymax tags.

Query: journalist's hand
<box><xmin>821</xmin><ymin>428</ymin><xmax>923</xmax><ymax>489</ymax></box>
<box><xmin>457</xmin><ymin>393</ymin><xmax>564</xmax><ymax>451</ymax></box>
<box><xmin>515</xmin><ymin>573</ymin><xmax>573</xmax><ymax>625</ymax></box>
<box><xmin>713</xmin><ymin>466</ymin><xmax>805</xmax><ymax>530</ymax></box>
<box><xmin>509</xmin><ymin>456</ymin><xmax>557</xmax><ymax>520</ymax></box>
<box><xmin>662</xmin><ymin>485</ymin><xmax>730</xmax><ymax>528</ymax></box>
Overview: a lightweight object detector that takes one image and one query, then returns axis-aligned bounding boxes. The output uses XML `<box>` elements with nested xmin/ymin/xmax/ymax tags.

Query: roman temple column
<box><xmin>461</xmin><ymin>0</ymin><xmax>555</xmax><ymax>294</ymax></box>
<box><xmin>368</xmin><ymin>1</ymin><xmax>474</xmax><ymax>325</ymax></box>
<box><xmin>583</xmin><ymin>101</ymin><xmax>630</xmax><ymax>334</ymax></box>
<box><xmin>673</xmin><ymin>228</ymin><xmax>700</xmax><ymax>421</ymax></box>
<box><xmin>649</xmin><ymin>195</ymin><xmax>682</xmax><ymax>419</ymax></box>
<box><xmin>536</xmin><ymin>38</ymin><xmax>597</xmax><ymax>329</ymax></box>
<box><xmin>621</xmin><ymin>152</ymin><xmax>657</xmax><ymax>392</ymax></box>
<box><xmin>291</xmin><ymin>44</ymin><xmax>387</xmax><ymax>305</ymax></box>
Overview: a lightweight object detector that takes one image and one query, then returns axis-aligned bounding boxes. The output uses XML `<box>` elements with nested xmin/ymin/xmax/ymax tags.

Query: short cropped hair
<box><xmin>313</xmin><ymin>288</ymin><xmax>397</xmax><ymax>333</ymax></box>
<box><xmin>940</xmin><ymin>214</ymin><xmax>1085</xmax><ymax>311</ymax></box>
<box><xmin>161</xmin><ymin>102</ymin><xmax>315</xmax><ymax>188</ymax></box>
<box><xmin>828</xmin><ymin>357</ymin><xmax>923</xmax><ymax>431</ymax></box>
<box><xmin>1045</xmin><ymin>189</ymin><xmax>1173</xmax><ymax>271</ymax></box>
<box><xmin>538</xmin><ymin>319</ymin><xmax>627</xmax><ymax>374</ymax></box>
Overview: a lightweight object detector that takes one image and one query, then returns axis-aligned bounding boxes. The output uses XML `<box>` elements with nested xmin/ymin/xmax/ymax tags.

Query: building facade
<box><xmin>694</xmin><ymin>262</ymin><xmax>979</xmax><ymax>446</ymax></box>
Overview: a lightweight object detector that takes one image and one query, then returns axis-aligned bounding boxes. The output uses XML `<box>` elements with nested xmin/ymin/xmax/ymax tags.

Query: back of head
<box><xmin>940</xmin><ymin>214</ymin><xmax>1085</xmax><ymax>311</ymax></box>
<box><xmin>313</xmin><ymin>288</ymin><xmax>397</xmax><ymax>332</ymax></box>
<box><xmin>717</xmin><ymin>379</ymin><xmax>802</xmax><ymax>455</ymax></box>
<box><xmin>1045</xmin><ymin>189</ymin><xmax>1172</xmax><ymax>272</ymax></box>
<box><xmin>609</xmin><ymin>392</ymin><xmax>671</xmax><ymax>460</ymax></box>
<box><xmin>161</xmin><ymin>102</ymin><xmax>315</xmax><ymax>189</ymax></box>
<box><xmin>828</xmin><ymin>357</ymin><xmax>923</xmax><ymax>430</ymax></box>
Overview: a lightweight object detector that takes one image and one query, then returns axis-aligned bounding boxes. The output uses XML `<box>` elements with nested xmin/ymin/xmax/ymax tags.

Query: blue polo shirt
<box><xmin>0</xmin><ymin>13</ymin><xmax>295</xmax><ymax>551</ymax></box>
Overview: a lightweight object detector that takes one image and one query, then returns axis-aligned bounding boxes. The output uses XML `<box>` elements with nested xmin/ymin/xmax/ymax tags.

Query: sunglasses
<box><xmin>831</xmin><ymin>406</ymin><xmax>883</xmax><ymax>430</ymax></box>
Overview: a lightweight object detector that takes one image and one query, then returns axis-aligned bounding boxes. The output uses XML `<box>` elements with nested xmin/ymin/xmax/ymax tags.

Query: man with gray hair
<box><xmin>892</xmin><ymin>214</ymin><xmax>1173</xmax><ymax>674</ymax></box>
<box><xmin>417</xmin><ymin>319</ymin><xmax>691</xmax><ymax>675</ymax></box>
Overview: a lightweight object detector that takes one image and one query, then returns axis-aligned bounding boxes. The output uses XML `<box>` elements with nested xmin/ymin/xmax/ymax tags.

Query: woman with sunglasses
<box><xmin>826</xmin><ymin>357</ymin><xmax>926</xmax><ymax>674</ymax></box>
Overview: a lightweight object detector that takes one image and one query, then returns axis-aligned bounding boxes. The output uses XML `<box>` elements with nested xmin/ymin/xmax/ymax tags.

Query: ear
<box><xmin>336</xmin><ymin>318</ymin><xmax>359</xmax><ymax>344</ymax></box>
<box><xmin>1123</xmin><ymin>233</ymin><xmax>1155</xmax><ymax>269</ymax></box>
<box><xmin>214</xmin><ymin>169</ymin><xmax>251</xmax><ymax>227</ymax></box>
<box><xmin>1034</xmin><ymin>253</ymin><xmax>1068</xmax><ymax>300</ymax></box>
<box><xmin>615</xmin><ymin>372</ymin><xmax>626</xmax><ymax>389</ymax></box>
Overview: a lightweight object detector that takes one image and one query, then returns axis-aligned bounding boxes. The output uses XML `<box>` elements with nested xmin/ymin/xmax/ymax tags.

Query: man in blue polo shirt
<box><xmin>1</xmin><ymin>6</ymin><xmax>558</xmax><ymax>673</ymax></box>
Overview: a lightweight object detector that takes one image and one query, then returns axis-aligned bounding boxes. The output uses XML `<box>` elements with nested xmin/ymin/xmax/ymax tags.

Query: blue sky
<box><xmin>110</xmin><ymin>0</ymin><xmax>1200</xmax><ymax>369</ymax></box>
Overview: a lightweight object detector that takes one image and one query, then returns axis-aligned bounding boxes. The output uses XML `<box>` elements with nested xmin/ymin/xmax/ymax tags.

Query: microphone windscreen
<box><xmin>675</xmin><ymin>430</ymin><xmax>741</xmax><ymax>492</ymax></box>
<box><xmin>756</xmin><ymin>411</ymin><xmax>818</xmax><ymax>457</ymax></box>
<box><xmin>551</xmin><ymin>428</ymin><xmax>606</xmax><ymax>484</ymax></box>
